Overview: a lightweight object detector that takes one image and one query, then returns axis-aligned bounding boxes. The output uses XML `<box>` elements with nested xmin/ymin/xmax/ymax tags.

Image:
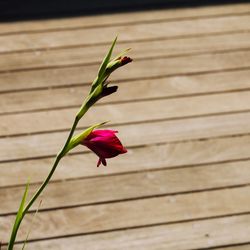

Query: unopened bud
<box><xmin>121</xmin><ymin>56</ymin><xmax>133</xmax><ymax>65</ymax></box>
<box><xmin>106</xmin><ymin>56</ymin><xmax>132</xmax><ymax>76</ymax></box>
<box><xmin>101</xmin><ymin>86</ymin><xmax>118</xmax><ymax>97</ymax></box>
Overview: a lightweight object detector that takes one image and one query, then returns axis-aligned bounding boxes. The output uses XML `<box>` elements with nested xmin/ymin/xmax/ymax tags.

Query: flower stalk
<box><xmin>7</xmin><ymin>37</ymin><xmax>132</xmax><ymax>249</ymax></box>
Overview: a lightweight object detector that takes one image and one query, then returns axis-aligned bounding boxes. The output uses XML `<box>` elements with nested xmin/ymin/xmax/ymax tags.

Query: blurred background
<box><xmin>0</xmin><ymin>0</ymin><xmax>250</xmax><ymax>249</ymax></box>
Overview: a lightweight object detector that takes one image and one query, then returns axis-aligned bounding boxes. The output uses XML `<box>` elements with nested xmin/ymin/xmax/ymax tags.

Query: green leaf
<box><xmin>66</xmin><ymin>121</ymin><xmax>108</xmax><ymax>153</ymax></box>
<box><xmin>7</xmin><ymin>181</ymin><xmax>30</xmax><ymax>250</ymax></box>
<box><xmin>104</xmin><ymin>48</ymin><xmax>131</xmax><ymax>77</ymax></box>
<box><xmin>98</xmin><ymin>36</ymin><xmax>117</xmax><ymax>79</ymax></box>
<box><xmin>90</xmin><ymin>37</ymin><xmax>117</xmax><ymax>94</ymax></box>
<box><xmin>112</xmin><ymin>48</ymin><xmax>131</xmax><ymax>62</ymax></box>
<box><xmin>13</xmin><ymin>181</ymin><xmax>29</xmax><ymax>233</ymax></box>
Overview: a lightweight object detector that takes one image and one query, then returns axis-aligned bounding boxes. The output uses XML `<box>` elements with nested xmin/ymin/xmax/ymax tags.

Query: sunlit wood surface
<box><xmin>1</xmin><ymin>3</ymin><xmax>250</xmax><ymax>249</ymax></box>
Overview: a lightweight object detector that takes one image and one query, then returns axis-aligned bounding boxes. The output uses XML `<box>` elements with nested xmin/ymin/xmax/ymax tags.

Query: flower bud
<box><xmin>101</xmin><ymin>85</ymin><xmax>118</xmax><ymax>98</ymax></box>
<box><xmin>81</xmin><ymin>129</ymin><xmax>127</xmax><ymax>167</ymax></box>
<box><xmin>105</xmin><ymin>56</ymin><xmax>133</xmax><ymax>76</ymax></box>
<box><xmin>79</xmin><ymin>37</ymin><xmax>132</xmax><ymax>119</ymax></box>
<box><xmin>121</xmin><ymin>56</ymin><xmax>133</xmax><ymax>65</ymax></box>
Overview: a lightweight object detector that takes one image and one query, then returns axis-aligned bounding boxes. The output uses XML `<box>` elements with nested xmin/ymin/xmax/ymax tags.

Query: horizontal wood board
<box><xmin>1</xmin><ymin>3</ymin><xmax>250</xmax><ymax>249</ymax></box>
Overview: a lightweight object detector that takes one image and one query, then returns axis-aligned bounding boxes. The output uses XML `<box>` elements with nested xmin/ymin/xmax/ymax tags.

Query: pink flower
<box><xmin>81</xmin><ymin>129</ymin><xmax>127</xmax><ymax>167</ymax></box>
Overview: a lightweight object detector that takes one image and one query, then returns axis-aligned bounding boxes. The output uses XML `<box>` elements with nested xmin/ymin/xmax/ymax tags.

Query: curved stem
<box><xmin>7</xmin><ymin>37</ymin><xmax>129</xmax><ymax>249</ymax></box>
<box><xmin>7</xmin><ymin>116</ymin><xmax>81</xmax><ymax>250</ymax></box>
<box><xmin>23</xmin><ymin>153</ymin><xmax>62</xmax><ymax>215</ymax></box>
<box><xmin>24</xmin><ymin>115</ymin><xmax>80</xmax><ymax>214</ymax></box>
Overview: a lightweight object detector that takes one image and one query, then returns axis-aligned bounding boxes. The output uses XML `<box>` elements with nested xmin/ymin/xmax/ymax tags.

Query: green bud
<box><xmin>77</xmin><ymin>37</ymin><xmax>132</xmax><ymax>121</ymax></box>
<box><xmin>65</xmin><ymin>121</ymin><xmax>107</xmax><ymax>154</ymax></box>
<box><xmin>105</xmin><ymin>56</ymin><xmax>132</xmax><ymax>76</ymax></box>
<box><xmin>90</xmin><ymin>37</ymin><xmax>117</xmax><ymax>94</ymax></box>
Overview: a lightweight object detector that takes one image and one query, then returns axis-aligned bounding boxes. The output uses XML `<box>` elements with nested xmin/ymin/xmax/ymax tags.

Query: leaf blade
<box><xmin>7</xmin><ymin>181</ymin><xmax>30</xmax><ymax>250</ymax></box>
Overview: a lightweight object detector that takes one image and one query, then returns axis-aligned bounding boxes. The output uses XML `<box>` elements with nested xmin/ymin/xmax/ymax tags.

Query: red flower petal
<box><xmin>81</xmin><ymin>129</ymin><xmax>127</xmax><ymax>167</ymax></box>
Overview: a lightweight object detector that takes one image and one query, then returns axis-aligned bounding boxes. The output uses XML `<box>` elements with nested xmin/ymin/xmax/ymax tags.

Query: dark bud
<box><xmin>101</xmin><ymin>86</ymin><xmax>118</xmax><ymax>97</ymax></box>
<box><xmin>121</xmin><ymin>56</ymin><xmax>133</xmax><ymax>65</ymax></box>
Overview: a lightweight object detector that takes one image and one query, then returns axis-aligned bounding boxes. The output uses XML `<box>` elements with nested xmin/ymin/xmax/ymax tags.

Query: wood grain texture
<box><xmin>7</xmin><ymin>214</ymin><xmax>250</xmax><ymax>250</ymax></box>
<box><xmin>1</xmin><ymin>111</ymin><xmax>250</xmax><ymax>162</ymax></box>
<box><xmin>0</xmin><ymin>50</ymin><xmax>249</xmax><ymax>92</ymax></box>
<box><xmin>1</xmin><ymin>133</ymin><xmax>250</xmax><ymax>187</ymax></box>
<box><xmin>1</xmin><ymin>32</ymin><xmax>250</xmax><ymax>72</ymax></box>
<box><xmin>1</xmin><ymin>186</ymin><xmax>250</xmax><ymax>243</ymax></box>
<box><xmin>1</xmin><ymin>3</ymin><xmax>250</xmax><ymax>249</ymax></box>
<box><xmin>2</xmin><ymin>90</ymin><xmax>250</xmax><ymax>136</ymax></box>
<box><xmin>1</xmin><ymin>69</ymin><xmax>250</xmax><ymax>114</ymax></box>
<box><xmin>214</xmin><ymin>246</ymin><xmax>250</xmax><ymax>250</ymax></box>
<box><xmin>1</xmin><ymin>15</ymin><xmax>250</xmax><ymax>53</ymax></box>
<box><xmin>1</xmin><ymin>160</ymin><xmax>250</xmax><ymax>214</ymax></box>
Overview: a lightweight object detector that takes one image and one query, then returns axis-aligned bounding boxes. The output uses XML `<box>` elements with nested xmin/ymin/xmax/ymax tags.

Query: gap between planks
<box><xmin>0</xmin><ymin>159</ymin><xmax>250</xmax><ymax>215</ymax></box>
<box><xmin>1</xmin><ymin>129</ymin><xmax>250</xmax><ymax>187</ymax></box>
<box><xmin>0</xmin><ymin>14</ymin><xmax>250</xmax><ymax>54</ymax></box>
<box><xmin>2</xmin><ymin>214</ymin><xmax>250</xmax><ymax>249</ymax></box>
<box><xmin>0</xmin><ymin>31</ymin><xmax>250</xmax><ymax>73</ymax></box>
<box><xmin>1</xmin><ymin>186</ymin><xmax>250</xmax><ymax>244</ymax></box>
<box><xmin>198</xmin><ymin>244</ymin><xmax>250</xmax><ymax>250</ymax></box>
<box><xmin>3</xmin><ymin>109</ymin><xmax>250</xmax><ymax>163</ymax></box>
<box><xmin>0</xmin><ymin>69</ymin><xmax>250</xmax><ymax>114</ymax></box>
<box><xmin>0</xmin><ymin>50</ymin><xmax>250</xmax><ymax>93</ymax></box>
<box><xmin>1</xmin><ymin>90</ymin><xmax>250</xmax><ymax>137</ymax></box>
<box><xmin>2</xmin><ymin>47</ymin><xmax>250</xmax><ymax>75</ymax></box>
<box><xmin>2</xmin><ymin>111</ymin><xmax>250</xmax><ymax>161</ymax></box>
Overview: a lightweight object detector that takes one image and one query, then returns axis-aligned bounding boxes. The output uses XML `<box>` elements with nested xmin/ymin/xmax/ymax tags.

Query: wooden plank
<box><xmin>1</xmin><ymin>69</ymin><xmax>250</xmax><ymax>114</ymax></box>
<box><xmin>0</xmin><ymin>3</ymin><xmax>248</xmax><ymax>35</ymax></box>
<box><xmin>0</xmin><ymin>113</ymin><xmax>250</xmax><ymax>161</ymax></box>
<box><xmin>1</xmin><ymin>134</ymin><xmax>250</xmax><ymax>187</ymax></box>
<box><xmin>1</xmin><ymin>6</ymin><xmax>249</xmax><ymax>250</ymax></box>
<box><xmin>1</xmin><ymin>186</ymin><xmax>250</xmax><ymax>243</ymax></box>
<box><xmin>1</xmin><ymin>15</ymin><xmax>250</xmax><ymax>53</ymax></box>
<box><xmin>2</xmin><ymin>90</ymin><xmax>250</xmax><ymax>136</ymax></box>
<box><xmin>1</xmin><ymin>160</ymin><xmax>250</xmax><ymax>214</ymax></box>
<box><xmin>214</xmin><ymin>246</ymin><xmax>250</xmax><ymax>250</ymax></box>
<box><xmin>1</xmin><ymin>111</ymin><xmax>250</xmax><ymax>162</ymax></box>
<box><xmin>8</xmin><ymin>214</ymin><xmax>250</xmax><ymax>250</ymax></box>
<box><xmin>1</xmin><ymin>32</ymin><xmax>250</xmax><ymax>72</ymax></box>
<box><xmin>0</xmin><ymin>50</ymin><xmax>249</xmax><ymax>92</ymax></box>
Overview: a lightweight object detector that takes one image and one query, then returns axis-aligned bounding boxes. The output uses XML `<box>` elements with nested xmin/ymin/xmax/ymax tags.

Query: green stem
<box><xmin>7</xmin><ymin>40</ymin><xmax>125</xmax><ymax>249</ymax></box>
<box><xmin>24</xmin><ymin>115</ymin><xmax>81</xmax><ymax>213</ymax></box>
<box><xmin>7</xmin><ymin>115</ymin><xmax>81</xmax><ymax>250</ymax></box>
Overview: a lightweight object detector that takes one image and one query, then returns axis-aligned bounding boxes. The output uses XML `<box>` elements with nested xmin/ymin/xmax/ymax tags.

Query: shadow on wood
<box><xmin>0</xmin><ymin>0</ymin><xmax>249</xmax><ymax>21</ymax></box>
